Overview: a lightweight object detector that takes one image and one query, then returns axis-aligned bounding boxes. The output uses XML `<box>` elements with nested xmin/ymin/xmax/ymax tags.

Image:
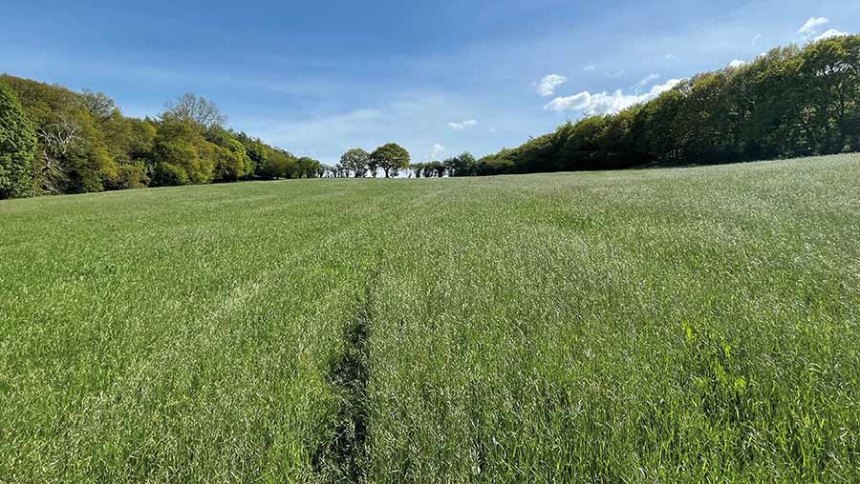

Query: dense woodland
<box><xmin>1</xmin><ymin>35</ymin><xmax>859</xmax><ymax>197</ymax></box>
<box><xmin>468</xmin><ymin>35</ymin><xmax>860</xmax><ymax>176</ymax></box>
<box><xmin>0</xmin><ymin>75</ymin><xmax>331</xmax><ymax>199</ymax></box>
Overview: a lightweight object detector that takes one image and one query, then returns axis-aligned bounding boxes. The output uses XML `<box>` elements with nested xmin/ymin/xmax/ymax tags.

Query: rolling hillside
<box><xmin>1</xmin><ymin>155</ymin><xmax>859</xmax><ymax>481</ymax></box>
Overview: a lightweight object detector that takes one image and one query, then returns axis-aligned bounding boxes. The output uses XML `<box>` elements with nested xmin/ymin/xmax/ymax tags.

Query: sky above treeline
<box><xmin>2</xmin><ymin>0</ymin><xmax>859</xmax><ymax>162</ymax></box>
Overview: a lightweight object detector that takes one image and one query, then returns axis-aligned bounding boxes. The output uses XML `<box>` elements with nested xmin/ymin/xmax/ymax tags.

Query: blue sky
<box><xmin>2</xmin><ymin>0</ymin><xmax>859</xmax><ymax>163</ymax></box>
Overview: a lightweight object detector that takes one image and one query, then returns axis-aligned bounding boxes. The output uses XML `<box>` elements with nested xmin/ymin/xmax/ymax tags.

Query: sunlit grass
<box><xmin>1</xmin><ymin>154</ymin><xmax>858</xmax><ymax>481</ymax></box>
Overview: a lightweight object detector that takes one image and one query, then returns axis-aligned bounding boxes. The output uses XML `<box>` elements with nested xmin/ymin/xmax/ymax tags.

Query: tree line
<box><xmin>3</xmin><ymin>35</ymin><xmax>859</xmax><ymax>197</ymax></box>
<box><xmin>330</xmin><ymin>36</ymin><xmax>860</xmax><ymax>180</ymax></box>
<box><xmin>0</xmin><ymin>76</ymin><xmax>333</xmax><ymax>199</ymax></box>
<box><xmin>326</xmin><ymin>144</ymin><xmax>411</xmax><ymax>178</ymax></box>
<box><xmin>328</xmin><ymin>150</ymin><xmax>481</xmax><ymax>179</ymax></box>
<box><xmin>472</xmin><ymin>35</ymin><xmax>860</xmax><ymax>175</ymax></box>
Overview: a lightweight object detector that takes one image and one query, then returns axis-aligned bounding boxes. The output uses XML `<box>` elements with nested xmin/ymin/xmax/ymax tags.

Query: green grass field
<box><xmin>2</xmin><ymin>154</ymin><xmax>859</xmax><ymax>482</ymax></box>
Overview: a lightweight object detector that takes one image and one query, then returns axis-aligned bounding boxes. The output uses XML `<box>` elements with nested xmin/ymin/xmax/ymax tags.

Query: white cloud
<box><xmin>536</xmin><ymin>74</ymin><xmax>567</xmax><ymax>97</ymax></box>
<box><xmin>448</xmin><ymin>119</ymin><xmax>478</xmax><ymax>130</ymax></box>
<box><xmin>795</xmin><ymin>16</ymin><xmax>848</xmax><ymax>43</ymax></box>
<box><xmin>751</xmin><ymin>33</ymin><xmax>762</xmax><ymax>47</ymax></box>
<box><xmin>814</xmin><ymin>29</ymin><xmax>848</xmax><ymax>41</ymax></box>
<box><xmin>636</xmin><ymin>73</ymin><xmax>660</xmax><ymax>88</ymax></box>
<box><xmin>798</xmin><ymin>17</ymin><xmax>829</xmax><ymax>36</ymax></box>
<box><xmin>728</xmin><ymin>59</ymin><xmax>748</xmax><ymax>68</ymax></box>
<box><xmin>544</xmin><ymin>79</ymin><xmax>683</xmax><ymax>115</ymax></box>
<box><xmin>665</xmin><ymin>54</ymin><xmax>676</xmax><ymax>60</ymax></box>
<box><xmin>429</xmin><ymin>143</ymin><xmax>446</xmax><ymax>158</ymax></box>
<box><xmin>582</xmin><ymin>64</ymin><xmax>597</xmax><ymax>72</ymax></box>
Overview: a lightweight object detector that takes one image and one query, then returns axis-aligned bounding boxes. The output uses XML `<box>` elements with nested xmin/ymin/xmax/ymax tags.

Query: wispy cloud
<box><xmin>428</xmin><ymin>143</ymin><xmax>446</xmax><ymax>159</ymax></box>
<box><xmin>751</xmin><ymin>33</ymin><xmax>762</xmax><ymax>47</ymax></box>
<box><xmin>544</xmin><ymin>78</ymin><xmax>682</xmax><ymax>115</ymax></box>
<box><xmin>798</xmin><ymin>17</ymin><xmax>829</xmax><ymax>36</ymax></box>
<box><xmin>535</xmin><ymin>74</ymin><xmax>567</xmax><ymax>97</ymax></box>
<box><xmin>636</xmin><ymin>73</ymin><xmax>660</xmax><ymax>88</ymax></box>
<box><xmin>796</xmin><ymin>17</ymin><xmax>848</xmax><ymax>43</ymax></box>
<box><xmin>448</xmin><ymin>119</ymin><xmax>478</xmax><ymax>130</ymax></box>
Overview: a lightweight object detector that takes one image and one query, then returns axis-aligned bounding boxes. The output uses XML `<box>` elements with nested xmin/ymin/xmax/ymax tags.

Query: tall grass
<box><xmin>1</xmin><ymin>155</ymin><xmax>858</xmax><ymax>481</ymax></box>
<box><xmin>368</xmin><ymin>155</ymin><xmax>860</xmax><ymax>481</ymax></box>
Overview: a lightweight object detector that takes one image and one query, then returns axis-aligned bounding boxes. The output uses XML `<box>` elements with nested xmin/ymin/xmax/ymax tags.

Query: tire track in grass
<box><xmin>313</xmin><ymin>263</ymin><xmax>378</xmax><ymax>482</ymax></box>
<box><xmin>312</xmin><ymin>184</ymin><xmax>455</xmax><ymax>482</ymax></box>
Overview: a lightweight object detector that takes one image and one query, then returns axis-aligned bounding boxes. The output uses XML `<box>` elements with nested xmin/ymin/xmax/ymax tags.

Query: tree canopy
<box><xmin>0</xmin><ymin>75</ymin><xmax>324</xmax><ymax>197</ymax></box>
<box><xmin>475</xmin><ymin>35</ymin><xmax>860</xmax><ymax>176</ymax></box>
<box><xmin>370</xmin><ymin>143</ymin><xmax>410</xmax><ymax>178</ymax></box>
<box><xmin>162</xmin><ymin>93</ymin><xmax>227</xmax><ymax>128</ymax></box>
<box><xmin>0</xmin><ymin>80</ymin><xmax>37</xmax><ymax>199</ymax></box>
<box><xmin>340</xmin><ymin>148</ymin><xmax>370</xmax><ymax>178</ymax></box>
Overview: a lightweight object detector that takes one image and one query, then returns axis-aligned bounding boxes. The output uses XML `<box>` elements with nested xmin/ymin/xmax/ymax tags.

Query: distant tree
<box><xmin>104</xmin><ymin>119</ymin><xmax>152</xmax><ymax>190</ymax></box>
<box><xmin>474</xmin><ymin>36</ymin><xmax>860</xmax><ymax>175</ymax></box>
<box><xmin>259</xmin><ymin>147</ymin><xmax>298</xmax><ymax>179</ymax></box>
<box><xmin>2</xmin><ymin>76</ymin><xmax>118</xmax><ymax>194</ymax></box>
<box><xmin>410</xmin><ymin>163</ymin><xmax>424</xmax><ymax>178</ymax></box>
<box><xmin>162</xmin><ymin>93</ymin><xmax>227</xmax><ymax>128</ymax></box>
<box><xmin>445</xmin><ymin>152</ymin><xmax>477</xmax><ymax>177</ymax></box>
<box><xmin>370</xmin><ymin>143</ymin><xmax>410</xmax><ymax>178</ymax></box>
<box><xmin>337</xmin><ymin>163</ymin><xmax>350</xmax><ymax>178</ymax></box>
<box><xmin>205</xmin><ymin>128</ymin><xmax>253</xmax><ymax>181</ymax></box>
<box><xmin>80</xmin><ymin>90</ymin><xmax>119</xmax><ymax>122</ymax></box>
<box><xmin>151</xmin><ymin>119</ymin><xmax>215</xmax><ymax>185</ymax></box>
<box><xmin>0</xmin><ymin>81</ymin><xmax>37</xmax><ymax>199</ymax></box>
<box><xmin>800</xmin><ymin>36</ymin><xmax>860</xmax><ymax>153</ymax></box>
<box><xmin>111</xmin><ymin>163</ymin><xmax>150</xmax><ymax>189</ymax></box>
<box><xmin>234</xmin><ymin>132</ymin><xmax>270</xmax><ymax>177</ymax></box>
<box><xmin>0</xmin><ymin>74</ymin><xmax>323</xmax><ymax>197</ymax></box>
<box><xmin>431</xmin><ymin>160</ymin><xmax>446</xmax><ymax>177</ymax></box>
<box><xmin>36</xmin><ymin>116</ymin><xmax>82</xmax><ymax>192</ymax></box>
<box><xmin>340</xmin><ymin>148</ymin><xmax>370</xmax><ymax>177</ymax></box>
<box><xmin>297</xmin><ymin>157</ymin><xmax>321</xmax><ymax>178</ymax></box>
<box><xmin>217</xmin><ymin>139</ymin><xmax>253</xmax><ymax>181</ymax></box>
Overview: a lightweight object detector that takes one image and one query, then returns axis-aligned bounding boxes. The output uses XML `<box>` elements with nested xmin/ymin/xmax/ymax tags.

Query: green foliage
<box><xmin>419</xmin><ymin>160</ymin><xmax>446</xmax><ymax>178</ymax></box>
<box><xmin>340</xmin><ymin>148</ymin><xmax>370</xmax><ymax>177</ymax></box>
<box><xmin>0</xmin><ymin>75</ymin><xmax>305</xmax><ymax>197</ymax></box>
<box><xmin>296</xmin><ymin>156</ymin><xmax>322</xmax><ymax>179</ymax></box>
<box><xmin>110</xmin><ymin>163</ymin><xmax>151</xmax><ymax>190</ymax></box>
<box><xmin>1</xmin><ymin>76</ymin><xmax>120</xmax><ymax>194</ymax></box>
<box><xmin>261</xmin><ymin>147</ymin><xmax>299</xmax><ymax>179</ymax></box>
<box><xmin>370</xmin><ymin>143</ymin><xmax>410</xmax><ymax>178</ymax></box>
<box><xmin>151</xmin><ymin>119</ymin><xmax>208</xmax><ymax>185</ymax></box>
<box><xmin>482</xmin><ymin>35</ymin><xmax>860</xmax><ymax>175</ymax></box>
<box><xmin>79</xmin><ymin>89</ymin><xmax>119</xmax><ymax>122</ymax></box>
<box><xmin>153</xmin><ymin>160</ymin><xmax>189</xmax><ymax>185</ymax></box>
<box><xmin>206</xmin><ymin>128</ymin><xmax>253</xmax><ymax>182</ymax></box>
<box><xmin>444</xmin><ymin>152</ymin><xmax>477</xmax><ymax>177</ymax></box>
<box><xmin>0</xmin><ymin>80</ymin><xmax>37</xmax><ymax>199</ymax></box>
